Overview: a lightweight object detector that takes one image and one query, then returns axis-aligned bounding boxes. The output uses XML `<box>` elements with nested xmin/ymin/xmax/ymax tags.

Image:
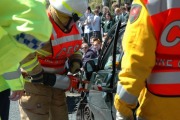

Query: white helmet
<box><xmin>49</xmin><ymin>0</ymin><xmax>88</xmax><ymax>18</ymax></box>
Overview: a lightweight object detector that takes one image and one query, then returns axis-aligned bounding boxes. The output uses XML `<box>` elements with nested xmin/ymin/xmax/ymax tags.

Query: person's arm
<box><xmin>6</xmin><ymin>0</ymin><xmax>51</xmax><ymax>38</ymax></box>
<box><xmin>20</xmin><ymin>53</ymin><xmax>44</xmax><ymax>83</ymax></box>
<box><xmin>85</xmin><ymin>15</ymin><xmax>92</xmax><ymax>25</ymax></box>
<box><xmin>93</xmin><ymin>16</ymin><xmax>97</xmax><ymax>25</ymax></box>
<box><xmin>68</xmin><ymin>50</ymin><xmax>83</xmax><ymax>74</ymax></box>
<box><xmin>42</xmin><ymin>50</ymin><xmax>83</xmax><ymax>91</ymax></box>
<box><xmin>109</xmin><ymin>21</ymin><xmax>114</xmax><ymax>30</ymax></box>
<box><xmin>82</xmin><ymin>49</ymin><xmax>97</xmax><ymax>67</ymax></box>
<box><xmin>1</xmin><ymin>63</ymin><xmax>25</xmax><ymax>101</ymax></box>
<box><xmin>124</xmin><ymin>12</ymin><xmax>130</xmax><ymax>23</ymax></box>
<box><xmin>1</xmin><ymin>0</ymin><xmax>52</xmax><ymax>48</ymax></box>
<box><xmin>114</xmin><ymin>0</ymin><xmax>157</xmax><ymax>119</ymax></box>
<box><xmin>20</xmin><ymin>41</ymin><xmax>52</xmax><ymax>83</ymax></box>
<box><xmin>0</xmin><ymin>0</ymin><xmax>52</xmax><ymax>75</ymax></box>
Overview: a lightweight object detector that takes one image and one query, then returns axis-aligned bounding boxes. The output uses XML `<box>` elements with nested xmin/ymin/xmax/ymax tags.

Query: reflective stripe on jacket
<box><xmin>38</xmin><ymin>14</ymin><xmax>82</xmax><ymax>74</ymax></box>
<box><xmin>145</xmin><ymin>0</ymin><xmax>180</xmax><ymax>96</ymax></box>
<box><xmin>1</xmin><ymin>64</ymin><xmax>24</xmax><ymax>91</ymax></box>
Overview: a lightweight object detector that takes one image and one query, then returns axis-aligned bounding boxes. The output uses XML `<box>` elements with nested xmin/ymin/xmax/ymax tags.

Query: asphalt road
<box><xmin>9</xmin><ymin>92</ymin><xmax>80</xmax><ymax>120</ymax></box>
<box><xmin>9</xmin><ymin>101</ymin><xmax>20</xmax><ymax>120</ymax></box>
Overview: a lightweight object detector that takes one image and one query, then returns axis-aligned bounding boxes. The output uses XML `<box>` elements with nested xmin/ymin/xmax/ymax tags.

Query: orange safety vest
<box><xmin>145</xmin><ymin>0</ymin><xmax>180</xmax><ymax>96</ymax></box>
<box><xmin>38</xmin><ymin>15</ymin><xmax>82</xmax><ymax>74</ymax></box>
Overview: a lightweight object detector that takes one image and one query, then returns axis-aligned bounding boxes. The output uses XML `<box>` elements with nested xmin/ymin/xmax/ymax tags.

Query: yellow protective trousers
<box><xmin>136</xmin><ymin>88</ymin><xmax>180</xmax><ymax>120</ymax></box>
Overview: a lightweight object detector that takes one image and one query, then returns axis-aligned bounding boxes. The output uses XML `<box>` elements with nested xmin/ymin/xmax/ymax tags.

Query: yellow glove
<box><xmin>114</xmin><ymin>94</ymin><xmax>135</xmax><ymax>120</ymax></box>
<box><xmin>116</xmin><ymin>111</ymin><xmax>134</xmax><ymax>120</ymax></box>
<box><xmin>69</xmin><ymin>61</ymin><xmax>81</xmax><ymax>74</ymax></box>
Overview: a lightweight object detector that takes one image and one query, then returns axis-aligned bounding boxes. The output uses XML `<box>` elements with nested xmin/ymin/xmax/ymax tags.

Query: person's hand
<box><xmin>104</xmin><ymin>33</ymin><xmax>108</xmax><ymax>36</ymax></box>
<box><xmin>69</xmin><ymin>61</ymin><xmax>81</xmax><ymax>74</ymax></box>
<box><xmin>21</xmin><ymin>68</ymin><xmax>29</xmax><ymax>78</ymax></box>
<box><xmin>114</xmin><ymin>94</ymin><xmax>135</xmax><ymax>120</ymax></box>
<box><xmin>9</xmin><ymin>90</ymin><xmax>25</xmax><ymax>101</ymax></box>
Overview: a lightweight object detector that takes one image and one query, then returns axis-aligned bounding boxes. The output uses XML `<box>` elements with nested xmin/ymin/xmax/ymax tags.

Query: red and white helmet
<box><xmin>49</xmin><ymin>0</ymin><xmax>88</xmax><ymax>17</ymax></box>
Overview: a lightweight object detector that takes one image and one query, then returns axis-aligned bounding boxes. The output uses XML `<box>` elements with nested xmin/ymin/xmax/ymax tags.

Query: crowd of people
<box><xmin>78</xmin><ymin>2</ymin><xmax>131</xmax><ymax>44</ymax></box>
<box><xmin>78</xmin><ymin>2</ymin><xmax>131</xmax><ymax>67</ymax></box>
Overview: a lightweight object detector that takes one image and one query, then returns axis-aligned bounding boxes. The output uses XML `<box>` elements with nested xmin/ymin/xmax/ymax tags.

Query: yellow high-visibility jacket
<box><xmin>0</xmin><ymin>0</ymin><xmax>52</xmax><ymax>92</ymax></box>
<box><xmin>114</xmin><ymin>0</ymin><xmax>180</xmax><ymax>120</ymax></box>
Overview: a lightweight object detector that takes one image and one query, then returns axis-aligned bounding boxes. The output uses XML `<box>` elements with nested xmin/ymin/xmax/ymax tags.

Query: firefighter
<box><xmin>114</xmin><ymin>0</ymin><xmax>180</xmax><ymax>120</ymax></box>
<box><xmin>19</xmin><ymin>0</ymin><xmax>88</xmax><ymax>120</ymax></box>
<box><xmin>0</xmin><ymin>0</ymin><xmax>52</xmax><ymax>120</ymax></box>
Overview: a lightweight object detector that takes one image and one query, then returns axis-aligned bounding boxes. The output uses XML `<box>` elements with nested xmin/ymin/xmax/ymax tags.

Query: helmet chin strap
<box><xmin>62</xmin><ymin>13</ymin><xmax>80</xmax><ymax>31</ymax></box>
<box><xmin>64</xmin><ymin>17</ymin><xmax>73</xmax><ymax>31</ymax></box>
<box><xmin>72</xmin><ymin>13</ymin><xmax>80</xmax><ymax>22</ymax></box>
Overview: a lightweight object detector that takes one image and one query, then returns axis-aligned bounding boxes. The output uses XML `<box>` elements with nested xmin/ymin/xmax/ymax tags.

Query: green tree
<box><xmin>88</xmin><ymin>0</ymin><xmax>132</xmax><ymax>10</ymax></box>
<box><xmin>102</xmin><ymin>0</ymin><xmax>110</xmax><ymax>6</ymax></box>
